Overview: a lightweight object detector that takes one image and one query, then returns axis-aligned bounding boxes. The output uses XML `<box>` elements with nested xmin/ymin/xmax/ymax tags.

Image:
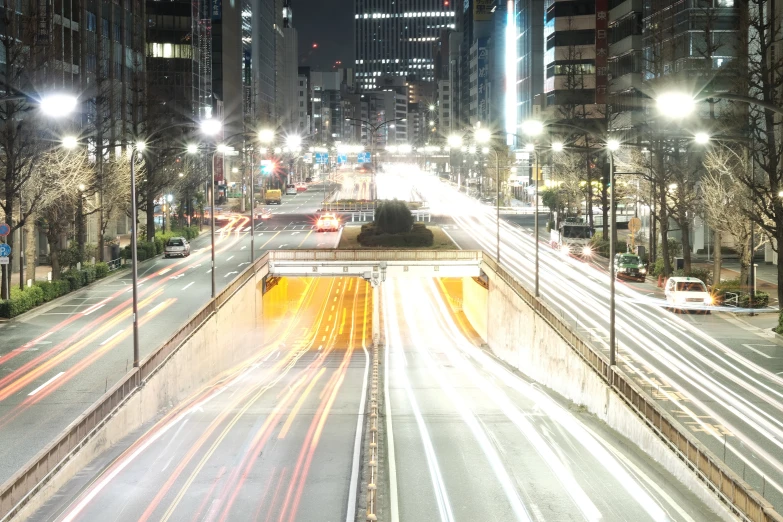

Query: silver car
<box><xmin>164</xmin><ymin>237</ymin><xmax>190</xmax><ymax>258</ymax></box>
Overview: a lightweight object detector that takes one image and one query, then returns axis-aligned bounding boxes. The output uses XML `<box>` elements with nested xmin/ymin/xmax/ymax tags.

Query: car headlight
<box><xmin>581</xmin><ymin>245</ymin><xmax>593</xmax><ymax>256</ymax></box>
<box><xmin>640</xmin><ymin>268</ymin><xmax>646</xmax><ymax>274</ymax></box>
<box><xmin>704</xmin><ymin>296</ymin><xmax>714</xmax><ymax>305</ymax></box>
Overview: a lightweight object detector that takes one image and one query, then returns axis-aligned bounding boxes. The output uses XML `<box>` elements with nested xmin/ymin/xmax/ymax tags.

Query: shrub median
<box><xmin>0</xmin><ymin>261</ymin><xmax>116</xmax><ymax>318</ymax></box>
<box><xmin>357</xmin><ymin>223</ymin><xmax>434</xmax><ymax>247</ymax></box>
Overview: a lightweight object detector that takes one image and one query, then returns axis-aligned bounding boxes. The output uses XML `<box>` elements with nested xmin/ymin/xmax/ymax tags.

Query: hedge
<box><xmin>711</xmin><ymin>278</ymin><xmax>770</xmax><ymax>308</ymax></box>
<box><xmin>121</xmin><ymin>226</ymin><xmax>200</xmax><ymax>260</ymax></box>
<box><xmin>0</xmin><ymin>262</ymin><xmax>117</xmax><ymax>318</ymax></box>
<box><xmin>357</xmin><ymin>223</ymin><xmax>434</xmax><ymax>247</ymax></box>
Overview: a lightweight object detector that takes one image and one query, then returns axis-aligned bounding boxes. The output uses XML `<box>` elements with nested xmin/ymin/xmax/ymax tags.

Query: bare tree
<box><xmin>703</xmin><ymin>146</ymin><xmax>768</xmax><ymax>287</ymax></box>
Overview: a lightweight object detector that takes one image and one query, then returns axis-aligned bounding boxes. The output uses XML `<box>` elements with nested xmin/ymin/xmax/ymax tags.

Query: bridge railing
<box><xmin>481</xmin><ymin>254</ymin><xmax>783</xmax><ymax>522</ymax></box>
<box><xmin>269</xmin><ymin>249</ymin><xmax>479</xmax><ymax>262</ymax></box>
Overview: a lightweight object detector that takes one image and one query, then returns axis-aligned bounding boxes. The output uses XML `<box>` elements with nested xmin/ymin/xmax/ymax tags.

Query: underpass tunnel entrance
<box><xmin>261</xmin><ymin>276</ymin><xmax>373</xmax><ymax>353</ymax></box>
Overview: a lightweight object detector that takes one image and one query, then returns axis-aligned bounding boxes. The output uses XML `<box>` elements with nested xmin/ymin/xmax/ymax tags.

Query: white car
<box><xmin>164</xmin><ymin>237</ymin><xmax>190</xmax><ymax>258</ymax></box>
<box><xmin>316</xmin><ymin>214</ymin><xmax>339</xmax><ymax>232</ymax></box>
<box><xmin>664</xmin><ymin>276</ymin><xmax>714</xmax><ymax>309</ymax></box>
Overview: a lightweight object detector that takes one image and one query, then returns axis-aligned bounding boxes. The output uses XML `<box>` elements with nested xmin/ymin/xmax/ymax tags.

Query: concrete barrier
<box><xmin>479</xmin><ymin>255</ymin><xmax>783</xmax><ymax>522</ymax></box>
<box><xmin>1</xmin><ymin>255</ymin><xmax>270</xmax><ymax>522</ymax></box>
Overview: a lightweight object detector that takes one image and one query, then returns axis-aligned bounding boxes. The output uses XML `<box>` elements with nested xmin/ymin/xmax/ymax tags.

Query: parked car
<box><xmin>164</xmin><ymin>237</ymin><xmax>190</xmax><ymax>258</ymax></box>
<box><xmin>664</xmin><ymin>276</ymin><xmax>713</xmax><ymax>310</ymax></box>
<box><xmin>614</xmin><ymin>253</ymin><xmax>647</xmax><ymax>281</ymax></box>
<box><xmin>316</xmin><ymin>213</ymin><xmax>339</xmax><ymax>232</ymax></box>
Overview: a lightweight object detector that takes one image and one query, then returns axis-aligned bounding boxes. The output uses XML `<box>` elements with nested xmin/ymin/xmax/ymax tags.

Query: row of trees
<box><xmin>536</xmin><ymin>0</ymin><xmax>783</xmax><ymax>314</ymax></box>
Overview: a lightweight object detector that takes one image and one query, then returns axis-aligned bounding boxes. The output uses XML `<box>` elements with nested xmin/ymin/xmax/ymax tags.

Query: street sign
<box><xmin>315</xmin><ymin>152</ymin><xmax>329</xmax><ymax>165</ymax></box>
<box><xmin>0</xmin><ymin>223</ymin><xmax>8</xmax><ymax>237</ymax></box>
<box><xmin>0</xmin><ymin>257</ymin><xmax>8</xmax><ymax>265</ymax></box>
<box><xmin>260</xmin><ymin>160</ymin><xmax>274</xmax><ymax>176</ymax></box>
<box><xmin>628</xmin><ymin>217</ymin><xmax>642</xmax><ymax>234</ymax></box>
<box><xmin>304</xmin><ymin>153</ymin><xmax>313</xmax><ymax>164</ymax></box>
<box><xmin>357</xmin><ymin>152</ymin><xmax>371</xmax><ymax>164</ymax></box>
<box><xmin>0</xmin><ymin>243</ymin><xmax>10</xmax><ymax>257</ymax></box>
<box><xmin>337</xmin><ymin>153</ymin><xmax>347</xmax><ymax>164</ymax></box>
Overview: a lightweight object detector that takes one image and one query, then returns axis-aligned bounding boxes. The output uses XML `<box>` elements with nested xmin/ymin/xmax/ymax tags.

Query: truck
<box><xmin>549</xmin><ymin>216</ymin><xmax>594</xmax><ymax>257</ymax></box>
<box><xmin>264</xmin><ymin>189</ymin><xmax>282</xmax><ymax>205</ymax></box>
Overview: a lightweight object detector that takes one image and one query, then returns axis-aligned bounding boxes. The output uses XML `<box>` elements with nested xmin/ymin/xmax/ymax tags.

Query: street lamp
<box><xmin>656</xmin><ymin>91</ymin><xmax>696</xmax><ymax>120</ymax></box>
<box><xmin>62</xmin><ymin>136</ymin><xmax>79</xmax><ymax>149</ymax></box>
<box><xmin>606</xmin><ymin>138</ymin><xmax>620</xmax><ymax>369</ymax></box>
<box><xmin>522</xmin><ymin>119</ymin><xmax>544</xmax><ymax>297</ymax></box>
<box><xmin>476</xmin><ymin>130</ymin><xmax>502</xmax><ymax>264</ymax></box>
<box><xmin>259</xmin><ymin>129</ymin><xmax>275</xmax><ymax>144</ymax></box>
<box><xmin>39</xmin><ymin>93</ymin><xmax>79</xmax><ymax>118</ymax></box>
<box><xmin>694</xmin><ymin>132</ymin><xmax>710</xmax><ymax>145</ymax></box>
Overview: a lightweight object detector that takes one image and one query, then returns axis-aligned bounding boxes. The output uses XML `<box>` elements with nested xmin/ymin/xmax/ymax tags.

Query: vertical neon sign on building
<box><xmin>505</xmin><ymin>0</ymin><xmax>518</xmax><ymax>146</ymax></box>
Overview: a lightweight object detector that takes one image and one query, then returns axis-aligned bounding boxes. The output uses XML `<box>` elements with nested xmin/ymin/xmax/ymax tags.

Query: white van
<box><xmin>285</xmin><ymin>184</ymin><xmax>297</xmax><ymax>195</ymax></box>
<box><xmin>664</xmin><ymin>277</ymin><xmax>714</xmax><ymax>309</ymax></box>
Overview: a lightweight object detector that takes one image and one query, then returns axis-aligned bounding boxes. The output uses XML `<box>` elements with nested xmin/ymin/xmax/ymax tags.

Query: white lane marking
<box><xmin>742</xmin><ymin>344</ymin><xmax>776</xmax><ymax>359</ymax></box>
<box><xmin>278</xmin><ymin>244</ymin><xmax>288</xmax><ymax>249</ymax></box>
<box><xmin>224</xmin><ymin>271</ymin><xmax>239</xmax><ymax>278</ymax></box>
<box><xmin>226</xmin><ymin>256</ymin><xmax>234</xmax><ymax>261</ymax></box>
<box><xmin>238</xmin><ymin>262</ymin><xmax>250</xmax><ymax>267</ymax></box>
<box><xmin>28</xmin><ymin>372</ymin><xmax>65</xmax><ymax>396</ymax></box>
<box><xmin>206</xmin><ymin>269</ymin><xmax>212</xmax><ymax>274</ymax></box>
<box><xmin>241</xmin><ymin>245</ymin><xmax>247</xmax><ymax>250</ymax></box>
<box><xmin>148</xmin><ymin>302</ymin><xmax>166</xmax><ymax>314</ymax></box>
<box><xmin>159</xmin><ymin>268</ymin><xmax>172</xmax><ymax>275</ymax></box>
<box><xmin>182</xmin><ymin>282</ymin><xmax>195</xmax><ymax>291</ymax></box>
<box><xmin>169</xmin><ymin>274</ymin><xmax>184</xmax><ymax>280</ymax></box>
<box><xmin>100</xmin><ymin>330</ymin><xmax>125</xmax><ymax>346</ymax></box>
<box><xmin>243</xmin><ymin>227</ymin><xmax>251</xmax><ymax>232</ymax></box>
<box><xmin>82</xmin><ymin>304</ymin><xmax>105</xmax><ymax>316</ymax></box>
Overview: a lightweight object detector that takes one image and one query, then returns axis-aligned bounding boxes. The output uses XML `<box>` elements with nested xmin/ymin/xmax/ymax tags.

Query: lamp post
<box><xmin>607</xmin><ymin>139</ymin><xmax>620</xmax><ymax>368</ymax></box>
<box><xmin>346</xmin><ymin>117</ymin><xmax>406</xmax><ymax>204</ymax></box>
<box><xmin>476</xmin><ymin>129</ymin><xmax>502</xmax><ymax>264</ymax></box>
<box><xmin>129</xmin><ymin>141</ymin><xmax>144</xmax><ymax>368</ymax></box>
<box><xmin>210</xmin><ymin>144</ymin><xmax>238</xmax><ymax>298</ymax></box>
<box><xmin>521</xmin><ymin>120</ymin><xmax>545</xmax><ymax>296</ymax></box>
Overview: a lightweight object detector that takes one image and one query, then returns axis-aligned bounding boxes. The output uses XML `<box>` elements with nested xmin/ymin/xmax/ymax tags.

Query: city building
<box><xmin>252</xmin><ymin>0</ymin><xmax>277</xmax><ymax>123</ymax></box>
<box><xmin>354</xmin><ymin>0</ymin><xmax>456</xmax><ymax>91</ymax></box>
<box><xmin>281</xmin><ymin>2</ymin><xmax>300</xmax><ymax>132</ymax></box>
<box><xmin>297</xmin><ymin>74</ymin><xmax>310</xmax><ymax>134</ymax></box>
<box><xmin>516</xmin><ymin>0</ymin><xmax>545</xmax><ymax>124</ymax></box>
<box><xmin>456</xmin><ymin>0</ymin><xmax>496</xmax><ymax>128</ymax></box>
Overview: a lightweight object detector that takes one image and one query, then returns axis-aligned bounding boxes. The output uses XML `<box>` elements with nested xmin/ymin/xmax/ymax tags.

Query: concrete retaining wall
<box><xmin>463</xmin><ymin>277</ymin><xmax>488</xmax><ymax>342</ymax></box>
<box><xmin>12</xmin><ymin>266</ymin><xmax>268</xmax><ymax>521</ymax></box>
<box><xmin>481</xmin><ymin>264</ymin><xmax>737</xmax><ymax>521</ymax></box>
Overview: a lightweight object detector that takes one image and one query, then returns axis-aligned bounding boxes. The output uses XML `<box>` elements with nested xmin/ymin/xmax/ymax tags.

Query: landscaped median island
<box><xmin>337</xmin><ymin>199</ymin><xmax>455</xmax><ymax>249</ymax></box>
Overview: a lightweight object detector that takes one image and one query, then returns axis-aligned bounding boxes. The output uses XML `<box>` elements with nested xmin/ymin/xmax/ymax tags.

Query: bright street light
<box><xmin>135</xmin><ymin>141</ymin><xmax>146</xmax><ymax>152</ymax></box>
<box><xmin>552</xmin><ymin>142</ymin><xmax>564</xmax><ymax>152</ymax></box>
<box><xmin>656</xmin><ymin>91</ymin><xmax>696</xmax><ymax>119</ymax></box>
<box><xmin>62</xmin><ymin>136</ymin><xmax>78</xmax><ymax>149</ymax></box>
<box><xmin>429</xmin><ymin>104</ymin><xmax>435</xmax><ymax>111</ymax></box>
<box><xmin>217</xmin><ymin>143</ymin><xmax>233</xmax><ymax>154</ymax></box>
<box><xmin>520</xmin><ymin>119</ymin><xmax>544</xmax><ymax>137</ymax></box>
<box><xmin>399</xmin><ymin>144</ymin><xmax>413</xmax><ymax>154</ymax></box>
<box><xmin>259</xmin><ymin>128</ymin><xmax>275</xmax><ymax>144</ymax></box>
<box><xmin>524</xmin><ymin>143</ymin><xmax>535</xmax><ymax>152</ymax></box>
<box><xmin>40</xmin><ymin>93</ymin><xmax>78</xmax><ymax>118</ymax></box>
<box><xmin>232</xmin><ymin>167</ymin><xmax>239</xmax><ymax>173</ymax></box>
<box><xmin>482</xmin><ymin>146</ymin><xmax>490</xmax><ymax>154</ymax></box>
<box><xmin>468</xmin><ymin>145</ymin><xmax>477</xmax><ymax>154</ymax></box>
<box><xmin>694</xmin><ymin>132</ymin><xmax>710</xmax><ymax>144</ymax></box>
<box><xmin>166</xmin><ymin>194</ymin><xmax>173</xmax><ymax>202</ymax></box>
<box><xmin>475</xmin><ymin>128</ymin><xmax>492</xmax><ymax>143</ymax></box>
<box><xmin>186</xmin><ymin>143</ymin><xmax>199</xmax><ymax>154</ymax></box>
<box><xmin>200</xmin><ymin>118</ymin><xmax>222</xmax><ymax>136</ymax></box>
<box><xmin>447</xmin><ymin>135</ymin><xmax>463</xmax><ymax>148</ymax></box>
<box><xmin>286</xmin><ymin>135</ymin><xmax>302</xmax><ymax>149</ymax></box>
<box><xmin>607</xmin><ymin>139</ymin><xmax>621</xmax><ymax>151</ymax></box>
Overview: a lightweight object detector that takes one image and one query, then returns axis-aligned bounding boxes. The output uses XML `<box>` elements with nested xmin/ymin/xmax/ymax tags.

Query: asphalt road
<box><xmin>383</xmin><ymin>277</ymin><xmax>726</xmax><ymax>521</ymax></box>
<box><xmin>30</xmin><ymin>275</ymin><xmax>371</xmax><ymax>522</ymax></box>
<box><xmin>0</xmin><ymin>183</ymin><xmax>340</xmax><ymax>485</ymax></box>
<box><xmin>419</xmin><ymin>178</ymin><xmax>783</xmax><ymax>511</ymax></box>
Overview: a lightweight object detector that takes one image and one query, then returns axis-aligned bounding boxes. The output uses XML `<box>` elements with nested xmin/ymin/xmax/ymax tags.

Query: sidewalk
<box><xmin>691</xmin><ymin>258</ymin><xmax>779</xmax><ymax>296</ymax></box>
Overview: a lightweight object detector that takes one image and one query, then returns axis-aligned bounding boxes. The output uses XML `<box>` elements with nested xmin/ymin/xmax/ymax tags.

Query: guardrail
<box><xmin>0</xmin><ymin>251</ymin><xmax>271</xmax><ymax>521</ymax></box>
<box><xmin>269</xmin><ymin>249</ymin><xmax>480</xmax><ymax>262</ymax></box>
<box><xmin>481</xmin><ymin>254</ymin><xmax>783</xmax><ymax>522</ymax></box>
<box><xmin>365</xmin><ymin>341</ymin><xmax>381</xmax><ymax>521</ymax></box>
<box><xmin>107</xmin><ymin>258</ymin><xmax>122</xmax><ymax>271</ymax></box>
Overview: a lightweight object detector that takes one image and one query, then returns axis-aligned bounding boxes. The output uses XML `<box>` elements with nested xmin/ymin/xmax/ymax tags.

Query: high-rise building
<box><xmin>297</xmin><ymin>74</ymin><xmax>310</xmax><ymax>134</ymax></box>
<box><xmin>354</xmin><ymin>0</ymin><xmax>456</xmax><ymax>91</ymax></box>
<box><xmin>211</xmin><ymin>0</ymin><xmax>244</xmax><ymax>135</ymax></box>
<box><xmin>516</xmin><ymin>0</ymin><xmax>544</xmax><ymax>123</ymax></box>
<box><xmin>281</xmin><ymin>1</ymin><xmax>300</xmax><ymax>132</ymax></box>
<box><xmin>456</xmin><ymin>0</ymin><xmax>495</xmax><ymax>127</ymax></box>
<box><xmin>252</xmin><ymin>0</ymin><xmax>277</xmax><ymax>123</ymax></box>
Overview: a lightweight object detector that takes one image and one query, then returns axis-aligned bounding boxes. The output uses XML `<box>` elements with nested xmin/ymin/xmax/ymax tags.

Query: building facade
<box><xmin>354</xmin><ymin>0</ymin><xmax>456</xmax><ymax>90</ymax></box>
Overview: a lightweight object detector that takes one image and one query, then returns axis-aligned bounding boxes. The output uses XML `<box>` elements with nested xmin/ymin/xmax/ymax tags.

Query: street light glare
<box><xmin>694</xmin><ymin>132</ymin><xmax>710</xmax><ymax>144</ymax></box>
<box><xmin>40</xmin><ymin>93</ymin><xmax>78</xmax><ymax>118</ymax></box>
<box><xmin>286</xmin><ymin>135</ymin><xmax>302</xmax><ymax>149</ymax></box>
<box><xmin>447</xmin><ymin>135</ymin><xmax>463</xmax><ymax>148</ymax></box>
<box><xmin>520</xmin><ymin>119</ymin><xmax>544</xmax><ymax>137</ymax></box>
<box><xmin>135</xmin><ymin>141</ymin><xmax>146</xmax><ymax>152</ymax></box>
<box><xmin>200</xmin><ymin>118</ymin><xmax>222</xmax><ymax>136</ymax></box>
<box><xmin>482</xmin><ymin>146</ymin><xmax>490</xmax><ymax>154</ymax></box>
<box><xmin>657</xmin><ymin>91</ymin><xmax>696</xmax><ymax>119</ymax></box>
<box><xmin>475</xmin><ymin>128</ymin><xmax>492</xmax><ymax>143</ymax></box>
<box><xmin>62</xmin><ymin>136</ymin><xmax>78</xmax><ymax>149</ymax></box>
<box><xmin>607</xmin><ymin>139</ymin><xmax>621</xmax><ymax>151</ymax></box>
<box><xmin>552</xmin><ymin>142</ymin><xmax>564</xmax><ymax>152</ymax></box>
<box><xmin>524</xmin><ymin>143</ymin><xmax>535</xmax><ymax>152</ymax></box>
<box><xmin>259</xmin><ymin>128</ymin><xmax>275</xmax><ymax>144</ymax></box>
<box><xmin>186</xmin><ymin>143</ymin><xmax>199</xmax><ymax>154</ymax></box>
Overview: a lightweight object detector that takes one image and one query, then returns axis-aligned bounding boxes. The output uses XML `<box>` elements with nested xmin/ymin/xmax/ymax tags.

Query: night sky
<box><xmin>295</xmin><ymin>0</ymin><xmax>354</xmax><ymax>70</ymax></box>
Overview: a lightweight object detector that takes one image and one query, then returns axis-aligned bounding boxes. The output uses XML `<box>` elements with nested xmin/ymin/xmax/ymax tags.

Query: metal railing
<box><xmin>365</xmin><ymin>341</ymin><xmax>381</xmax><ymax>521</ymax></box>
<box><xmin>480</xmin><ymin>254</ymin><xmax>783</xmax><ymax>522</ymax></box>
<box><xmin>107</xmin><ymin>258</ymin><xmax>122</xmax><ymax>271</ymax></box>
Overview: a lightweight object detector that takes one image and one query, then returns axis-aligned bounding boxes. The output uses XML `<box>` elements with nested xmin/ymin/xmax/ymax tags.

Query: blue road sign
<box><xmin>315</xmin><ymin>152</ymin><xmax>329</xmax><ymax>165</ymax></box>
<box><xmin>0</xmin><ymin>243</ymin><xmax>11</xmax><ymax>257</ymax></box>
<box><xmin>357</xmin><ymin>152</ymin><xmax>371</xmax><ymax>164</ymax></box>
<box><xmin>0</xmin><ymin>223</ymin><xmax>8</xmax><ymax>237</ymax></box>
<box><xmin>337</xmin><ymin>153</ymin><xmax>347</xmax><ymax>164</ymax></box>
<box><xmin>259</xmin><ymin>160</ymin><xmax>274</xmax><ymax>176</ymax></box>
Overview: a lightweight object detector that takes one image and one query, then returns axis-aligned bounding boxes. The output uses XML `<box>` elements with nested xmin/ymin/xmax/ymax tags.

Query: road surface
<box><xmin>30</xmin><ymin>276</ymin><xmax>371</xmax><ymax>522</ymax></box>
<box><xmin>0</xmin><ymin>184</ymin><xmax>339</xmax><ymax>485</ymax></box>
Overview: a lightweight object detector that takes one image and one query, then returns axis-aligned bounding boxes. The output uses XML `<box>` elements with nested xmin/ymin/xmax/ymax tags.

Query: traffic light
<box><xmin>260</xmin><ymin>160</ymin><xmax>274</xmax><ymax>176</ymax></box>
